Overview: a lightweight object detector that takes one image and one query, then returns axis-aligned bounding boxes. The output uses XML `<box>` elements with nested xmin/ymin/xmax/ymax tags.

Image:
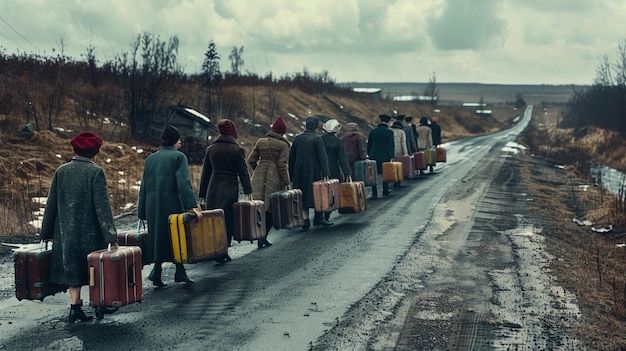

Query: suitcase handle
<box><xmin>127</xmin><ymin>264</ymin><xmax>136</xmax><ymax>287</ymax></box>
<box><xmin>89</xmin><ymin>267</ymin><xmax>95</xmax><ymax>287</ymax></box>
<box><xmin>256</xmin><ymin>209</ymin><xmax>263</xmax><ymax>228</ymax></box>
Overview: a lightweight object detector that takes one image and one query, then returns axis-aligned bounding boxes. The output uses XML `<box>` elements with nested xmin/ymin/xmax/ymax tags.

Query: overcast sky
<box><xmin>1</xmin><ymin>0</ymin><xmax>624</xmax><ymax>85</ymax></box>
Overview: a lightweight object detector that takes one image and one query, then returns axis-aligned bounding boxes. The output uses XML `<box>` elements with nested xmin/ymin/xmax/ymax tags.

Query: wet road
<box><xmin>1</xmin><ymin>107</ymin><xmax>534</xmax><ymax>351</ymax></box>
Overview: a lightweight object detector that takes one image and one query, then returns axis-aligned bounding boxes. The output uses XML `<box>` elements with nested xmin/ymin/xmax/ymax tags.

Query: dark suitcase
<box><xmin>437</xmin><ymin>147</ymin><xmax>447</xmax><ymax>162</ymax></box>
<box><xmin>13</xmin><ymin>242</ymin><xmax>67</xmax><ymax>301</ymax></box>
<box><xmin>353</xmin><ymin>160</ymin><xmax>377</xmax><ymax>186</ymax></box>
<box><xmin>269</xmin><ymin>189</ymin><xmax>304</xmax><ymax>229</ymax></box>
<box><xmin>117</xmin><ymin>220</ymin><xmax>148</xmax><ymax>264</ymax></box>
<box><xmin>413</xmin><ymin>151</ymin><xmax>426</xmax><ymax>170</ymax></box>
<box><xmin>397</xmin><ymin>155</ymin><xmax>414</xmax><ymax>179</ymax></box>
<box><xmin>88</xmin><ymin>245</ymin><xmax>142</xmax><ymax>308</ymax></box>
<box><xmin>338</xmin><ymin>178</ymin><xmax>367</xmax><ymax>214</ymax></box>
<box><xmin>233</xmin><ymin>200</ymin><xmax>267</xmax><ymax>243</ymax></box>
<box><xmin>312</xmin><ymin>178</ymin><xmax>340</xmax><ymax>212</ymax></box>
<box><xmin>169</xmin><ymin>209</ymin><xmax>229</xmax><ymax>263</ymax></box>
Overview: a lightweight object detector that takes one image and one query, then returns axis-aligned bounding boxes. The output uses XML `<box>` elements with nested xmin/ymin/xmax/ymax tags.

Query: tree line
<box><xmin>0</xmin><ymin>32</ymin><xmax>351</xmax><ymax>144</ymax></box>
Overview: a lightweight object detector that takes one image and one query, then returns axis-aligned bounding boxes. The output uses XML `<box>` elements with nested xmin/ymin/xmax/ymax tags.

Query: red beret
<box><xmin>217</xmin><ymin>119</ymin><xmax>238</xmax><ymax>139</ymax></box>
<box><xmin>271</xmin><ymin>116</ymin><xmax>287</xmax><ymax>134</ymax></box>
<box><xmin>71</xmin><ymin>132</ymin><xmax>102</xmax><ymax>158</ymax></box>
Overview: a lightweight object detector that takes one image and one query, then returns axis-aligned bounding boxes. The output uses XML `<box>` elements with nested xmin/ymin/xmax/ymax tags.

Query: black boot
<box><xmin>313</xmin><ymin>212</ymin><xmax>333</xmax><ymax>226</ymax></box>
<box><xmin>214</xmin><ymin>254</ymin><xmax>232</xmax><ymax>263</ymax></box>
<box><xmin>383</xmin><ymin>183</ymin><xmax>392</xmax><ymax>196</ymax></box>
<box><xmin>148</xmin><ymin>264</ymin><xmax>167</xmax><ymax>287</ymax></box>
<box><xmin>174</xmin><ymin>264</ymin><xmax>193</xmax><ymax>283</ymax></box>
<box><xmin>301</xmin><ymin>218</ymin><xmax>311</xmax><ymax>230</ymax></box>
<box><xmin>371</xmin><ymin>185</ymin><xmax>378</xmax><ymax>198</ymax></box>
<box><xmin>95</xmin><ymin>306</ymin><xmax>119</xmax><ymax>320</ymax></box>
<box><xmin>258</xmin><ymin>238</ymin><xmax>272</xmax><ymax>249</ymax></box>
<box><xmin>69</xmin><ymin>302</ymin><xmax>93</xmax><ymax>323</ymax></box>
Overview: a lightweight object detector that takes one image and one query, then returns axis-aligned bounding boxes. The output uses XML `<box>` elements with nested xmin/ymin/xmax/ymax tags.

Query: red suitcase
<box><xmin>88</xmin><ymin>245</ymin><xmax>142</xmax><ymax>308</ymax></box>
<box><xmin>13</xmin><ymin>242</ymin><xmax>67</xmax><ymax>301</ymax></box>
<box><xmin>312</xmin><ymin>178</ymin><xmax>340</xmax><ymax>212</ymax></box>
<box><xmin>397</xmin><ymin>155</ymin><xmax>414</xmax><ymax>179</ymax></box>
<box><xmin>269</xmin><ymin>189</ymin><xmax>304</xmax><ymax>229</ymax></box>
<box><xmin>233</xmin><ymin>200</ymin><xmax>267</xmax><ymax>243</ymax></box>
<box><xmin>413</xmin><ymin>151</ymin><xmax>426</xmax><ymax>170</ymax></box>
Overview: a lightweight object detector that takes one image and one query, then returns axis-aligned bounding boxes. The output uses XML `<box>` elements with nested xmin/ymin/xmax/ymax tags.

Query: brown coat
<box><xmin>248</xmin><ymin>131</ymin><xmax>291</xmax><ymax>212</ymax></box>
<box><xmin>341</xmin><ymin>132</ymin><xmax>367</xmax><ymax>171</ymax></box>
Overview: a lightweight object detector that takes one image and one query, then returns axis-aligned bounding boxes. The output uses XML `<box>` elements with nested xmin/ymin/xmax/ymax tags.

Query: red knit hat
<box><xmin>217</xmin><ymin>119</ymin><xmax>238</xmax><ymax>139</ymax></box>
<box><xmin>271</xmin><ymin>116</ymin><xmax>287</xmax><ymax>134</ymax></box>
<box><xmin>71</xmin><ymin>132</ymin><xmax>103</xmax><ymax>158</ymax></box>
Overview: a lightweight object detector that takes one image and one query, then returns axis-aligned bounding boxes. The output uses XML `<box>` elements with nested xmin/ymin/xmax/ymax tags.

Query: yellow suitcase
<box><xmin>169</xmin><ymin>209</ymin><xmax>228</xmax><ymax>264</ymax></box>
<box><xmin>338</xmin><ymin>177</ymin><xmax>367</xmax><ymax>214</ymax></box>
<box><xmin>382</xmin><ymin>161</ymin><xmax>403</xmax><ymax>183</ymax></box>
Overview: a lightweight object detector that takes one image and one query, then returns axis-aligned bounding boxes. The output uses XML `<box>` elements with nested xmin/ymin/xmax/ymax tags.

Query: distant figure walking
<box><xmin>321</xmin><ymin>119</ymin><xmax>351</xmax><ymax>221</ymax></box>
<box><xmin>367</xmin><ymin>114</ymin><xmax>395</xmax><ymax>197</ymax></box>
<box><xmin>341</xmin><ymin>122</ymin><xmax>367</xmax><ymax>175</ymax></box>
<box><xmin>430</xmin><ymin>115</ymin><xmax>442</xmax><ymax>147</ymax></box>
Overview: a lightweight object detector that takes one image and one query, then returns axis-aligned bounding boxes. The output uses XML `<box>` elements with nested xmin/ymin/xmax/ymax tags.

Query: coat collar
<box><xmin>71</xmin><ymin>156</ymin><xmax>95</xmax><ymax>163</ymax></box>
<box><xmin>214</xmin><ymin>134</ymin><xmax>239</xmax><ymax>144</ymax></box>
<box><xmin>376</xmin><ymin>123</ymin><xmax>389</xmax><ymax>128</ymax></box>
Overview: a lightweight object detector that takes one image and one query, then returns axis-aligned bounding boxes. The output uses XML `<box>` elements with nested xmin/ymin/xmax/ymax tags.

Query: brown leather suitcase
<box><xmin>169</xmin><ymin>209</ymin><xmax>229</xmax><ymax>263</ymax></box>
<box><xmin>13</xmin><ymin>242</ymin><xmax>67</xmax><ymax>301</ymax></box>
<box><xmin>117</xmin><ymin>220</ymin><xmax>148</xmax><ymax>264</ymax></box>
<box><xmin>338</xmin><ymin>177</ymin><xmax>367</xmax><ymax>214</ymax></box>
<box><xmin>382</xmin><ymin>162</ymin><xmax>403</xmax><ymax>183</ymax></box>
<box><xmin>353</xmin><ymin>160</ymin><xmax>377</xmax><ymax>186</ymax></box>
<box><xmin>233</xmin><ymin>200</ymin><xmax>267</xmax><ymax>243</ymax></box>
<box><xmin>269</xmin><ymin>189</ymin><xmax>304</xmax><ymax>229</ymax></box>
<box><xmin>88</xmin><ymin>245</ymin><xmax>142</xmax><ymax>308</ymax></box>
<box><xmin>312</xmin><ymin>178</ymin><xmax>340</xmax><ymax>212</ymax></box>
<box><xmin>436</xmin><ymin>147</ymin><xmax>447</xmax><ymax>162</ymax></box>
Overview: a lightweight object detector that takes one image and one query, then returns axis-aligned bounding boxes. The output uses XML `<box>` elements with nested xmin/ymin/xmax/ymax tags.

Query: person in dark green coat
<box><xmin>138</xmin><ymin>124</ymin><xmax>202</xmax><ymax>287</ymax></box>
<box><xmin>40</xmin><ymin>132</ymin><xmax>118</xmax><ymax>322</ymax></box>
<box><xmin>367</xmin><ymin>114</ymin><xmax>395</xmax><ymax>197</ymax></box>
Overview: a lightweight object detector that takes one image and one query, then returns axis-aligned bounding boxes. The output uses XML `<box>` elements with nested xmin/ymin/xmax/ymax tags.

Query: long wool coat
<box><xmin>430</xmin><ymin>121</ymin><xmax>442</xmax><ymax>146</ymax></box>
<box><xmin>248</xmin><ymin>131</ymin><xmax>291</xmax><ymax>212</ymax></box>
<box><xmin>199</xmin><ymin>134</ymin><xmax>253</xmax><ymax>239</ymax></box>
<box><xmin>288</xmin><ymin>116</ymin><xmax>329</xmax><ymax>209</ymax></box>
<box><xmin>391</xmin><ymin>121</ymin><xmax>408</xmax><ymax>157</ymax></box>
<box><xmin>416</xmin><ymin>124</ymin><xmax>433</xmax><ymax>150</ymax></box>
<box><xmin>138</xmin><ymin>147</ymin><xmax>198</xmax><ymax>264</ymax></box>
<box><xmin>40</xmin><ymin>157</ymin><xmax>117</xmax><ymax>286</ymax></box>
<box><xmin>341</xmin><ymin>132</ymin><xmax>367</xmax><ymax>172</ymax></box>
<box><xmin>403</xmin><ymin>123</ymin><xmax>417</xmax><ymax>154</ymax></box>
<box><xmin>367</xmin><ymin>123</ymin><xmax>395</xmax><ymax>174</ymax></box>
<box><xmin>321</xmin><ymin>132</ymin><xmax>351</xmax><ymax>182</ymax></box>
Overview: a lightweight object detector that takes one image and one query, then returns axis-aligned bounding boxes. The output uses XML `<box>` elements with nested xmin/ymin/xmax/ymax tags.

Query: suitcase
<box><xmin>13</xmin><ymin>242</ymin><xmax>67</xmax><ymax>301</ymax></box>
<box><xmin>117</xmin><ymin>220</ymin><xmax>148</xmax><ymax>264</ymax></box>
<box><xmin>269</xmin><ymin>189</ymin><xmax>304</xmax><ymax>229</ymax></box>
<box><xmin>233</xmin><ymin>200</ymin><xmax>267</xmax><ymax>243</ymax></box>
<box><xmin>88</xmin><ymin>245</ymin><xmax>142</xmax><ymax>308</ymax></box>
<box><xmin>397</xmin><ymin>155</ymin><xmax>414</xmax><ymax>179</ymax></box>
<box><xmin>353</xmin><ymin>160</ymin><xmax>377</xmax><ymax>186</ymax></box>
<box><xmin>424</xmin><ymin>148</ymin><xmax>437</xmax><ymax>167</ymax></box>
<box><xmin>436</xmin><ymin>147</ymin><xmax>447</xmax><ymax>162</ymax></box>
<box><xmin>312</xmin><ymin>178</ymin><xmax>340</xmax><ymax>212</ymax></box>
<box><xmin>338</xmin><ymin>177</ymin><xmax>367</xmax><ymax>214</ymax></box>
<box><xmin>413</xmin><ymin>151</ymin><xmax>426</xmax><ymax>170</ymax></box>
<box><xmin>169</xmin><ymin>209</ymin><xmax>229</xmax><ymax>263</ymax></box>
<box><xmin>382</xmin><ymin>162</ymin><xmax>403</xmax><ymax>183</ymax></box>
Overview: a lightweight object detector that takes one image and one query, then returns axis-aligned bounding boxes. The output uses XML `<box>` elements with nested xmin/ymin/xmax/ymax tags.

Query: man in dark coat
<box><xmin>430</xmin><ymin>115</ymin><xmax>442</xmax><ymax>147</ymax></box>
<box><xmin>200</xmin><ymin>119</ymin><xmax>253</xmax><ymax>259</ymax></box>
<box><xmin>288</xmin><ymin>115</ymin><xmax>331</xmax><ymax>229</ymax></box>
<box><xmin>139</xmin><ymin>124</ymin><xmax>202</xmax><ymax>287</ymax></box>
<box><xmin>405</xmin><ymin>116</ymin><xmax>419</xmax><ymax>152</ymax></box>
<box><xmin>367</xmin><ymin>114</ymin><xmax>395</xmax><ymax>197</ymax></box>
<box><xmin>400</xmin><ymin>115</ymin><xmax>417</xmax><ymax>154</ymax></box>
<box><xmin>40</xmin><ymin>132</ymin><xmax>118</xmax><ymax>322</ymax></box>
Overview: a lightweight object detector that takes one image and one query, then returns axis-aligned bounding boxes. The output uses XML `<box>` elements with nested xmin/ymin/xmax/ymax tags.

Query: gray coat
<box><xmin>138</xmin><ymin>147</ymin><xmax>198</xmax><ymax>264</ymax></box>
<box><xmin>288</xmin><ymin>116</ymin><xmax>329</xmax><ymax>209</ymax></box>
<box><xmin>40</xmin><ymin>157</ymin><xmax>117</xmax><ymax>287</ymax></box>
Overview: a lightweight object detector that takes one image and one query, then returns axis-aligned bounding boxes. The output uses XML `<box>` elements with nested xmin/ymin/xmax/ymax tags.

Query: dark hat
<box><xmin>71</xmin><ymin>132</ymin><xmax>103</xmax><ymax>158</ymax></box>
<box><xmin>271</xmin><ymin>116</ymin><xmax>287</xmax><ymax>134</ymax></box>
<box><xmin>405</xmin><ymin>116</ymin><xmax>413</xmax><ymax>122</ymax></box>
<box><xmin>419</xmin><ymin>116</ymin><xmax>430</xmax><ymax>125</ymax></box>
<box><xmin>218</xmin><ymin>119</ymin><xmax>238</xmax><ymax>139</ymax></box>
<box><xmin>161</xmin><ymin>124</ymin><xmax>181</xmax><ymax>146</ymax></box>
<box><xmin>394</xmin><ymin>114</ymin><xmax>405</xmax><ymax>121</ymax></box>
<box><xmin>379</xmin><ymin>114</ymin><xmax>391</xmax><ymax>123</ymax></box>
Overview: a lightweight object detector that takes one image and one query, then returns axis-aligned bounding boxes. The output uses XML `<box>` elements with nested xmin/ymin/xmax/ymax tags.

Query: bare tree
<box><xmin>229</xmin><ymin>46</ymin><xmax>245</xmax><ymax>75</ymax></box>
<box><xmin>423</xmin><ymin>71</ymin><xmax>439</xmax><ymax>105</ymax></box>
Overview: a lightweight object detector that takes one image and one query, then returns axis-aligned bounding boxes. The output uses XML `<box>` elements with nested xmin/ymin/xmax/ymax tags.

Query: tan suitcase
<box><xmin>338</xmin><ymin>177</ymin><xmax>367</xmax><ymax>214</ymax></box>
<box><xmin>382</xmin><ymin>162</ymin><xmax>403</xmax><ymax>183</ymax></box>
<box><xmin>169</xmin><ymin>209</ymin><xmax>229</xmax><ymax>264</ymax></box>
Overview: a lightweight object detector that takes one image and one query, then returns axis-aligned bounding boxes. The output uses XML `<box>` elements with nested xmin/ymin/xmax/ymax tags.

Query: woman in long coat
<box><xmin>341</xmin><ymin>122</ymin><xmax>367</xmax><ymax>174</ymax></box>
<box><xmin>40</xmin><ymin>132</ymin><xmax>118</xmax><ymax>322</ymax></box>
<box><xmin>390</xmin><ymin>116</ymin><xmax>408</xmax><ymax>158</ymax></box>
<box><xmin>248</xmin><ymin>116</ymin><xmax>291</xmax><ymax>248</ymax></box>
<box><xmin>138</xmin><ymin>124</ymin><xmax>201</xmax><ymax>287</ymax></box>
<box><xmin>416</xmin><ymin>116</ymin><xmax>433</xmax><ymax>150</ymax></box>
<box><xmin>321</xmin><ymin>119</ymin><xmax>351</xmax><ymax>222</ymax></box>
<box><xmin>199</xmin><ymin>119</ymin><xmax>253</xmax><ymax>260</ymax></box>
<box><xmin>288</xmin><ymin>115</ymin><xmax>331</xmax><ymax>229</ymax></box>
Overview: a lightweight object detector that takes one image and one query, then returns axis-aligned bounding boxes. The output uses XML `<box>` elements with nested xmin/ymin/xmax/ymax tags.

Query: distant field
<box><xmin>344</xmin><ymin>82</ymin><xmax>589</xmax><ymax>106</ymax></box>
